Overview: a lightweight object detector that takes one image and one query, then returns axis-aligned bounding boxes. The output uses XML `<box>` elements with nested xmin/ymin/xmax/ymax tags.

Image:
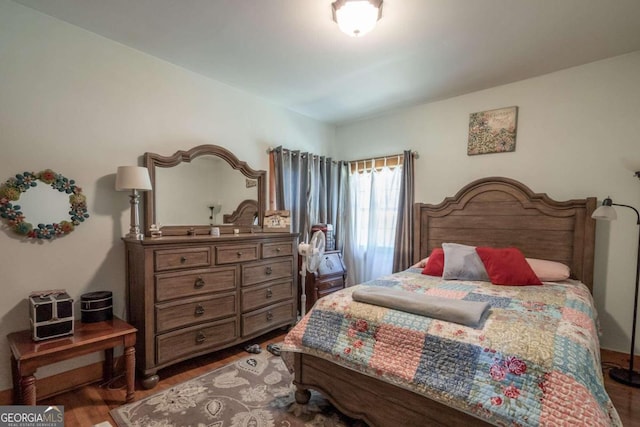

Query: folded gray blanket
<box><xmin>352</xmin><ymin>286</ymin><xmax>490</xmax><ymax>327</ymax></box>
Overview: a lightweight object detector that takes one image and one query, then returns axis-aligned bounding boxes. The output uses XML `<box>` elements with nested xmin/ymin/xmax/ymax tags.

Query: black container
<box><xmin>80</xmin><ymin>291</ymin><xmax>113</xmax><ymax>323</ymax></box>
<box><xmin>29</xmin><ymin>291</ymin><xmax>74</xmax><ymax>341</ymax></box>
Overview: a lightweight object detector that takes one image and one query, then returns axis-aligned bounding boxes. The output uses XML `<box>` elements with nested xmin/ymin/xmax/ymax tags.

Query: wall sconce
<box><xmin>116</xmin><ymin>166</ymin><xmax>152</xmax><ymax>240</ymax></box>
<box><xmin>332</xmin><ymin>0</ymin><xmax>383</xmax><ymax>37</ymax></box>
<box><xmin>592</xmin><ymin>170</ymin><xmax>640</xmax><ymax>387</ymax></box>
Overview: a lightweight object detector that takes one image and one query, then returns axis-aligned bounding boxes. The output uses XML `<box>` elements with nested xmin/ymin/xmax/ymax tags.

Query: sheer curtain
<box><xmin>344</xmin><ymin>163</ymin><xmax>403</xmax><ymax>285</ymax></box>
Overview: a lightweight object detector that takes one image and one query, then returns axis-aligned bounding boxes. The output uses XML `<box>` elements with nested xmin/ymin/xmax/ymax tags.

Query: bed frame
<box><xmin>292</xmin><ymin>177</ymin><xmax>597</xmax><ymax>426</ymax></box>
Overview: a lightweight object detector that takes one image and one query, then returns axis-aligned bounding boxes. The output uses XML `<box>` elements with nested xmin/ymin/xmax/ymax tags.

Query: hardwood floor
<box><xmin>41</xmin><ymin>333</ymin><xmax>639</xmax><ymax>427</ymax></box>
<box><xmin>600</xmin><ymin>349</ymin><xmax>640</xmax><ymax>427</ymax></box>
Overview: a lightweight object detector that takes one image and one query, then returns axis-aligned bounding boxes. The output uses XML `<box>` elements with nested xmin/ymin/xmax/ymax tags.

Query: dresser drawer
<box><xmin>155</xmin><ymin>267</ymin><xmax>237</xmax><ymax>302</ymax></box>
<box><xmin>316</xmin><ymin>252</ymin><xmax>346</xmax><ymax>276</ymax></box>
<box><xmin>262</xmin><ymin>241</ymin><xmax>294</xmax><ymax>258</ymax></box>
<box><xmin>155</xmin><ymin>247</ymin><xmax>211</xmax><ymax>271</ymax></box>
<box><xmin>216</xmin><ymin>244</ymin><xmax>259</xmax><ymax>265</ymax></box>
<box><xmin>242</xmin><ymin>280</ymin><xmax>293</xmax><ymax>312</ymax></box>
<box><xmin>316</xmin><ymin>278</ymin><xmax>345</xmax><ymax>300</ymax></box>
<box><xmin>156</xmin><ymin>293</ymin><xmax>237</xmax><ymax>333</ymax></box>
<box><xmin>316</xmin><ymin>276</ymin><xmax>345</xmax><ymax>294</ymax></box>
<box><xmin>242</xmin><ymin>258</ymin><xmax>293</xmax><ymax>286</ymax></box>
<box><xmin>156</xmin><ymin>318</ymin><xmax>238</xmax><ymax>365</ymax></box>
<box><xmin>242</xmin><ymin>300</ymin><xmax>295</xmax><ymax>336</ymax></box>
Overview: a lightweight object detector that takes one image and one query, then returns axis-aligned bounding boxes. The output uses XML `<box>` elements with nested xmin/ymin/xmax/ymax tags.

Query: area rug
<box><xmin>110</xmin><ymin>351</ymin><xmax>365</xmax><ymax>427</ymax></box>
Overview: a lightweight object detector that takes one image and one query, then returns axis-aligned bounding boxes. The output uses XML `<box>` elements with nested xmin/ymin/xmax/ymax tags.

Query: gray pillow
<box><xmin>442</xmin><ymin>243</ymin><xmax>490</xmax><ymax>281</ymax></box>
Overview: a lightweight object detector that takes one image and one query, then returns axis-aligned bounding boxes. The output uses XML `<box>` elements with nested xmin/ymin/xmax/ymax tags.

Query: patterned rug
<box><xmin>110</xmin><ymin>351</ymin><xmax>365</xmax><ymax>427</ymax></box>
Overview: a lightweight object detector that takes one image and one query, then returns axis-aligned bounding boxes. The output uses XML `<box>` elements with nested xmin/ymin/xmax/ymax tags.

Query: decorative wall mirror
<box><xmin>144</xmin><ymin>145</ymin><xmax>266</xmax><ymax>236</ymax></box>
<box><xmin>0</xmin><ymin>170</ymin><xmax>89</xmax><ymax>239</ymax></box>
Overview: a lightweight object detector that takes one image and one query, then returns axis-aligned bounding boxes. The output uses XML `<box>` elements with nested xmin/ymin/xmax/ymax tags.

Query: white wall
<box><xmin>0</xmin><ymin>0</ymin><xmax>333</xmax><ymax>392</ymax></box>
<box><xmin>333</xmin><ymin>51</ymin><xmax>640</xmax><ymax>354</ymax></box>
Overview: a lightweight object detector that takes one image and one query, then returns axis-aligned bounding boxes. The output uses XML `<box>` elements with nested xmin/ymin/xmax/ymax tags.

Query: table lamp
<box><xmin>116</xmin><ymin>166</ymin><xmax>152</xmax><ymax>240</ymax></box>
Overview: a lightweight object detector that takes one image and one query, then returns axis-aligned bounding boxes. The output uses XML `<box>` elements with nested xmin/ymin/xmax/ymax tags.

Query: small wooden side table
<box><xmin>7</xmin><ymin>316</ymin><xmax>137</xmax><ymax>405</ymax></box>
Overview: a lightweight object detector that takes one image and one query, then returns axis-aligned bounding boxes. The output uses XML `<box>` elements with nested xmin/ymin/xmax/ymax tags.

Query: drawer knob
<box><xmin>194</xmin><ymin>305</ymin><xmax>205</xmax><ymax>316</ymax></box>
<box><xmin>194</xmin><ymin>277</ymin><xmax>205</xmax><ymax>288</ymax></box>
<box><xmin>237</xmin><ymin>251</ymin><xmax>243</xmax><ymax>257</ymax></box>
<box><xmin>266</xmin><ymin>311</ymin><xmax>273</xmax><ymax>321</ymax></box>
<box><xmin>265</xmin><ymin>266</ymin><xmax>273</xmax><ymax>275</ymax></box>
<box><xmin>276</xmin><ymin>247</ymin><xmax>281</xmax><ymax>252</ymax></box>
<box><xmin>266</xmin><ymin>288</ymin><xmax>273</xmax><ymax>298</ymax></box>
<box><xmin>196</xmin><ymin>331</ymin><xmax>206</xmax><ymax>344</ymax></box>
<box><xmin>180</xmin><ymin>256</ymin><xmax>187</xmax><ymax>263</ymax></box>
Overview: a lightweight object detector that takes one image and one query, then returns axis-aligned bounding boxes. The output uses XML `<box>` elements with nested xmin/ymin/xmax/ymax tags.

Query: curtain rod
<box><xmin>266</xmin><ymin>146</ymin><xmax>420</xmax><ymax>160</ymax></box>
<box><xmin>349</xmin><ymin>151</ymin><xmax>420</xmax><ymax>163</ymax></box>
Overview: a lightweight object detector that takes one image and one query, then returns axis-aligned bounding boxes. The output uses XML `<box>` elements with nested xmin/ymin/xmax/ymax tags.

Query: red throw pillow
<box><xmin>475</xmin><ymin>247</ymin><xmax>543</xmax><ymax>286</ymax></box>
<box><xmin>422</xmin><ymin>248</ymin><xmax>444</xmax><ymax>276</ymax></box>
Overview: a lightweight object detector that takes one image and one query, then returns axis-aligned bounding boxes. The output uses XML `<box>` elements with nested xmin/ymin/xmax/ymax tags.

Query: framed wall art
<box><xmin>467</xmin><ymin>106</ymin><xmax>518</xmax><ymax>155</ymax></box>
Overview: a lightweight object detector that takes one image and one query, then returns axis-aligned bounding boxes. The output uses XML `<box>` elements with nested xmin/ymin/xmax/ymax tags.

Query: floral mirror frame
<box><xmin>0</xmin><ymin>170</ymin><xmax>89</xmax><ymax>239</ymax></box>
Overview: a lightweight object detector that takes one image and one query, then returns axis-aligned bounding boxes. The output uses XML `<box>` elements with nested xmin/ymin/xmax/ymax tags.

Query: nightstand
<box><xmin>300</xmin><ymin>250</ymin><xmax>347</xmax><ymax>313</ymax></box>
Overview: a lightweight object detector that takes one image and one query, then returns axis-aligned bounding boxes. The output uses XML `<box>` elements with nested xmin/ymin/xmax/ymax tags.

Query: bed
<box><xmin>281</xmin><ymin>177</ymin><xmax>621</xmax><ymax>426</ymax></box>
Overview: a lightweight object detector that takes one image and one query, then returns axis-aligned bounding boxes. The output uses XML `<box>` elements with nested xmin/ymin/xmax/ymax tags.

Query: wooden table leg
<box><xmin>104</xmin><ymin>348</ymin><xmax>114</xmax><ymax>381</ymax></box>
<box><xmin>11</xmin><ymin>356</ymin><xmax>20</xmax><ymax>404</ymax></box>
<box><xmin>21</xmin><ymin>375</ymin><xmax>36</xmax><ymax>405</ymax></box>
<box><xmin>124</xmin><ymin>345</ymin><xmax>135</xmax><ymax>402</ymax></box>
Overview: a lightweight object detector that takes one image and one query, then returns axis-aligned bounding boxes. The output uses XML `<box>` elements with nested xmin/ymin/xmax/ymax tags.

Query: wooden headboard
<box><xmin>412</xmin><ymin>177</ymin><xmax>597</xmax><ymax>292</ymax></box>
<box><xmin>223</xmin><ymin>199</ymin><xmax>258</xmax><ymax>226</ymax></box>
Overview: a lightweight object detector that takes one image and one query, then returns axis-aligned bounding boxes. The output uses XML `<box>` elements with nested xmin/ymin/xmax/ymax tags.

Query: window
<box><xmin>345</xmin><ymin>160</ymin><xmax>402</xmax><ymax>284</ymax></box>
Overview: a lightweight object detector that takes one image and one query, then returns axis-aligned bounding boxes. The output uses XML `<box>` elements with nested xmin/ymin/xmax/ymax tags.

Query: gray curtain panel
<box><xmin>271</xmin><ymin>146</ymin><xmax>347</xmax><ymax>247</ymax></box>
<box><xmin>392</xmin><ymin>150</ymin><xmax>415</xmax><ymax>272</ymax></box>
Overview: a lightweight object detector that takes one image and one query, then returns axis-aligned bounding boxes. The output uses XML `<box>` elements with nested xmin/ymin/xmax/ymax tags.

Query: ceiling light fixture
<box><xmin>332</xmin><ymin>0</ymin><xmax>383</xmax><ymax>37</ymax></box>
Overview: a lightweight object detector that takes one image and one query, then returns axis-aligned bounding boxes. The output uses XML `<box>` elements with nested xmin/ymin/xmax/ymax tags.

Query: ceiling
<box><xmin>13</xmin><ymin>0</ymin><xmax>640</xmax><ymax>125</ymax></box>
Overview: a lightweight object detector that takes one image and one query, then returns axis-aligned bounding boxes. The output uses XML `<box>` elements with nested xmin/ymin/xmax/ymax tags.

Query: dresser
<box><xmin>124</xmin><ymin>232</ymin><xmax>298</xmax><ymax>388</ymax></box>
<box><xmin>300</xmin><ymin>250</ymin><xmax>347</xmax><ymax>313</ymax></box>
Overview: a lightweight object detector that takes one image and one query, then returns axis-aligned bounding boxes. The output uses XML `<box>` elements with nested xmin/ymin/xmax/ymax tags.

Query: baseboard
<box><xmin>0</xmin><ymin>357</ymin><xmax>123</xmax><ymax>405</ymax></box>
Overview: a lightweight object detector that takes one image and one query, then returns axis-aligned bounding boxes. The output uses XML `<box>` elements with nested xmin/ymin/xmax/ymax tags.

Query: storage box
<box><xmin>80</xmin><ymin>291</ymin><xmax>113</xmax><ymax>323</ymax></box>
<box><xmin>29</xmin><ymin>290</ymin><xmax>74</xmax><ymax>341</ymax></box>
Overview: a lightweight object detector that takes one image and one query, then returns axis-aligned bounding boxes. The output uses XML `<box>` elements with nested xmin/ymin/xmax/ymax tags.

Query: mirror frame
<box><xmin>144</xmin><ymin>144</ymin><xmax>266</xmax><ymax>236</ymax></box>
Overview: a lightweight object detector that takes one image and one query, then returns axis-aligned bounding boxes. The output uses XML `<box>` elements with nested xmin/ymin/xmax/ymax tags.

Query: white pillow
<box><xmin>412</xmin><ymin>257</ymin><xmax>429</xmax><ymax>268</ymax></box>
<box><xmin>525</xmin><ymin>258</ymin><xmax>570</xmax><ymax>281</ymax></box>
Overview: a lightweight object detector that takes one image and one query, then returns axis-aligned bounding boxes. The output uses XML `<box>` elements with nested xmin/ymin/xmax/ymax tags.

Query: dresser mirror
<box><xmin>143</xmin><ymin>145</ymin><xmax>266</xmax><ymax>236</ymax></box>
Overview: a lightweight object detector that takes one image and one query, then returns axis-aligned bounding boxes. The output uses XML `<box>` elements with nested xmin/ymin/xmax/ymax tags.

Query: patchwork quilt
<box><xmin>282</xmin><ymin>268</ymin><xmax>621</xmax><ymax>426</ymax></box>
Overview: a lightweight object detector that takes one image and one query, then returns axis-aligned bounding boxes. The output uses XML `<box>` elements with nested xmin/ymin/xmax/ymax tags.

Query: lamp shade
<box><xmin>620</xmin><ymin>157</ymin><xmax>640</xmax><ymax>174</ymax></box>
<box><xmin>115</xmin><ymin>166</ymin><xmax>152</xmax><ymax>191</ymax></box>
<box><xmin>592</xmin><ymin>205</ymin><xmax>618</xmax><ymax>221</ymax></box>
<box><xmin>332</xmin><ymin>0</ymin><xmax>382</xmax><ymax>37</ymax></box>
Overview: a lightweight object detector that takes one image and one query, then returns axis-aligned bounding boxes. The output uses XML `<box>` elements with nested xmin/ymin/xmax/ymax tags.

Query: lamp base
<box><xmin>609</xmin><ymin>367</ymin><xmax>640</xmax><ymax>387</ymax></box>
<box><xmin>125</xmin><ymin>231</ymin><xmax>144</xmax><ymax>240</ymax></box>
